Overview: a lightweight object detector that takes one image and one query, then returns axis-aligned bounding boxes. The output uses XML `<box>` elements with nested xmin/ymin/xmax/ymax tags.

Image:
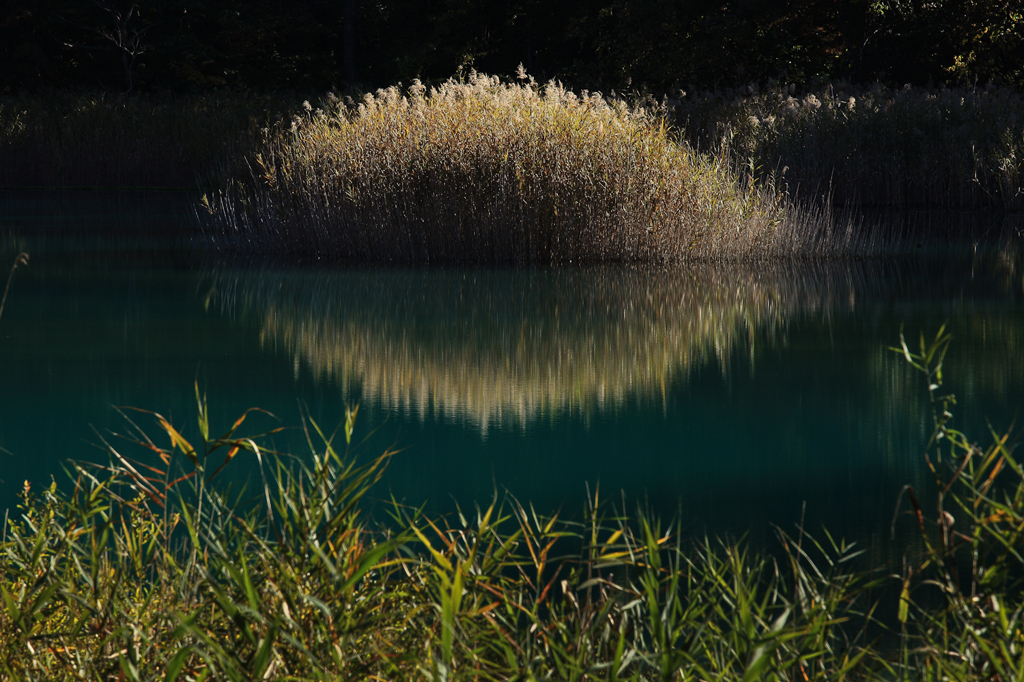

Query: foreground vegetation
<box><xmin>0</xmin><ymin>328</ymin><xmax>1020</xmax><ymax>680</ymax></box>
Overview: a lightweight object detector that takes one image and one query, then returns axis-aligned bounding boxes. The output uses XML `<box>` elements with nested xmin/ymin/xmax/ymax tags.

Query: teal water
<box><xmin>1</xmin><ymin>192</ymin><xmax>1023</xmax><ymax>552</ymax></box>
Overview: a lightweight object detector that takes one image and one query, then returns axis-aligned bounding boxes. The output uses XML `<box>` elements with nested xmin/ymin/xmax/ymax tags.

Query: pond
<box><xmin>1</xmin><ymin>191</ymin><xmax>1022</xmax><ymax>555</ymax></box>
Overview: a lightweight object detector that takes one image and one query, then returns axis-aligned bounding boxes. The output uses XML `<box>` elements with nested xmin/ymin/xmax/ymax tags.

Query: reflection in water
<box><xmin>204</xmin><ymin>264</ymin><xmax>892</xmax><ymax>431</ymax></box>
<box><xmin>4</xmin><ymin>189</ymin><xmax>1024</xmax><ymax>545</ymax></box>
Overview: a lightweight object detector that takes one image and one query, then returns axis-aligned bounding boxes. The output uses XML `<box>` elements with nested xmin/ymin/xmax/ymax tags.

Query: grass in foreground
<box><xmin>201</xmin><ymin>71</ymin><xmax>823</xmax><ymax>264</ymax></box>
<box><xmin>0</xmin><ymin>397</ymin><xmax>876</xmax><ymax>681</ymax></box>
<box><xmin>1</xmin><ymin>329</ymin><xmax>1022</xmax><ymax>680</ymax></box>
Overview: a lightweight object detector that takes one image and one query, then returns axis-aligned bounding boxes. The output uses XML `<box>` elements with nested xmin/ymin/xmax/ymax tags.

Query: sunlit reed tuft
<box><xmin>201</xmin><ymin>72</ymin><xmax>836</xmax><ymax>263</ymax></box>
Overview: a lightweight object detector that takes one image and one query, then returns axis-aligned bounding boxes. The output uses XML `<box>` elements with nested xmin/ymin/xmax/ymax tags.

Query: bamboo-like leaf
<box><xmin>345</xmin><ymin>404</ymin><xmax>359</xmax><ymax>445</ymax></box>
<box><xmin>154</xmin><ymin>414</ymin><xmax>197</xmax><ymax>464</ymax></box>
<box><xmin>898</xmin><ymin>574</ymin><xmax>911</xmax><ymax>624</ymax></box>
<box><xmin>253</xmin><ymin>625</ymin><xmax>278</xmax><ymax>679</ymax></box>
<box><xmin>164</xmin><ymin>647</ymin><xmax>193</xmax><ymax>682</ymax></box>
<box><xmin>206</xmin><ymin>445</ymin><xmax>241</xmax><ymax>483</ymax></box>
<box><xmin>411</xmin><ymin>524</ymin><xmax>453</xmax><ymax>572</ymax></box>
<box><xmin>340</xmin><ymin>538</ymin><xmax>403</xmax><ymax>592</ymax></box>
<box><xmin>195</xmin><ymin>382</ymin><xmax>209</xmax><ymax>443</ymax></box>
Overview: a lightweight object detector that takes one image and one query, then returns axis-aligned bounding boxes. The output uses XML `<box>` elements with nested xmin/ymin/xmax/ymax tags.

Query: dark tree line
<box><xmin>2</xmin><ymin>0</ymin><xmax>1021</xmax><ymax>94</ymax></box>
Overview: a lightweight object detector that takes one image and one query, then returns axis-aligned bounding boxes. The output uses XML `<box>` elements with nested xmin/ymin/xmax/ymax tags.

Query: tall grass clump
<box><xmin>0</xmin><ymin>396</ymin><xmax>417</xmax><ymax>680</ymax></box>
<box><xmin>675</xmin><ymin>82</ymin><xmax>1024</xmax><ymax>211</ymax></box>
<box><xmin>202</xmin><ymin>71</ymin><xmax>816</xmax><ymax>264</ymax></box>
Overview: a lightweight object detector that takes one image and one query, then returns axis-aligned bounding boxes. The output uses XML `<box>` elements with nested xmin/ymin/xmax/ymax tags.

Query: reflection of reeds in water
<box><xmin>206</xmin><ymin>265</ymin><xmax>875</xmax><ymax>431</ymax></box>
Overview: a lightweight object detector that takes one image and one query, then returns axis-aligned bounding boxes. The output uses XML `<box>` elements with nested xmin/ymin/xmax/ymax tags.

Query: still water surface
<box><xmin>1</xmin><ymin>192</ymin><xmax>1022</xmax><ymax>550</ymax></box>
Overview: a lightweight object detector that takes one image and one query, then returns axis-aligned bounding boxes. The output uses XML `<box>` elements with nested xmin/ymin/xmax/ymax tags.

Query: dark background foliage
<box><xmin>1</xmin><ymin>0</ymin><xmax>1021</xmax><ymax>93</ymax></box>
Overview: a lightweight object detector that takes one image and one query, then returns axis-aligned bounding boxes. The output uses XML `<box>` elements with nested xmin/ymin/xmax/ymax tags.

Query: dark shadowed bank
<box><xmin>676</xmin><ymin>81</ymin><xmax>1024</xmax><ymax>212</ymax></box>
<box><xmin>2</xmin><ymin>0</ymin><xmax>1021</xmax><ymax>94</ymax></box>
<box><xmin>0</xmin><ymin>91</ymin><xmax>287</xmax><ymax>189</ymax></box>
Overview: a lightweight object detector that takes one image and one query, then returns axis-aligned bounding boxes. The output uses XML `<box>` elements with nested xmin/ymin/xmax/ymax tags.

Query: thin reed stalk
<box><xmin>0</xmin><ymin>252</ymin><xmax>27</xmax><ymax>326</ymax></box>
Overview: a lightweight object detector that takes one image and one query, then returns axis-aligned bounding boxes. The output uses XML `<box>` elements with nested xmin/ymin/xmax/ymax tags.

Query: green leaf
<box><xmin>339</xmin><ymin>539</ymin><xmax>401</xmax><ymax>592</ymax></box>
<box><xmin>165</xmin><ymin>647</ymin><xmax>192</xmax><ymax>682</ymax></box>
<box><xmin>195</xmin><ymin>381</ymin><xmax>209</xmax><ymax>443</ymax></box>
<box><xmin>898</xmin><ymin>576</ymin><xmax>911</xmax><ymax>624</ymax></box>
<box><xmin>253</xmin><ymin>625</ymin><xmax>278</xmax><ymax>679</ymax></box>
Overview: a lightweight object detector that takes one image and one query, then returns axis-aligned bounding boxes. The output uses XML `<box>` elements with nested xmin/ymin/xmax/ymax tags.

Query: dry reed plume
<box><xmin>202</xmin><ymin>71</ymin><xmax>821</xmax><ymax>264</ymax></box>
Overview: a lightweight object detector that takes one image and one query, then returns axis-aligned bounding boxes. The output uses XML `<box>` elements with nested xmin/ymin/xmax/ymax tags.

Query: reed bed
<box><xmin>675</xmin><ymin>82</ymin><xmax>1024</xmax><ymax>211</ymax></box>
<box><xmin>201</xmin><ymin>72</ymin><xmax>828</xmax><ymax>264</ymax></box>
<box><xmin>5</xmin><ymin>79</ymin><xmax>1019</xmax><ymax>260</ymax></box>
<box><xmin>2</xmin><ymin>80</ymin><xmax>1021</xmax><ymax>235</ymax></box>
<box><xmin>2</xmin><ymin>332</ymin><xmax>1023</xmax><ymax>679</ymax></box>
